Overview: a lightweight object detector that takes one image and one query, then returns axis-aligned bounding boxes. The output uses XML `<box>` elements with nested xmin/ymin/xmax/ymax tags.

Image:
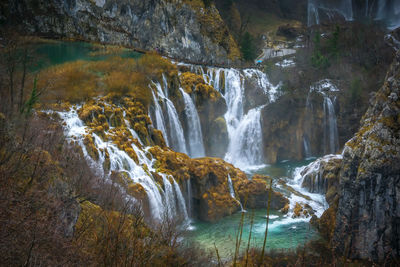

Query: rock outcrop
<box><xmin>261</xmin><ymin>93</ymin><xmax>325</xmax><ymax>163</ymax></box>
<box><xmin>5</xmin><ymin>0</ymin><xmax>240</xmax><ymax>64</ymax></box>
<box><xmin>301</xmin><ymin>154</ymin><xmax>342</xmax><ymax>195</ymax></box>
<box><xmin>150</xmin><ymin>150</ymin><xmax>288</xmax><ymax>222</ymax></box>
<box><xmin>332</xmin><ymin>51</ymin><xmax>400</xmax><ymax>261</ymax></box>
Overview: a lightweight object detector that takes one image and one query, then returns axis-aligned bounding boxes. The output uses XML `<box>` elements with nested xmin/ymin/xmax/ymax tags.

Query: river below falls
<box><xmin>185</xmin><ymin>159</ymin><xmax>321</xmax><ymax>259</ymax></box>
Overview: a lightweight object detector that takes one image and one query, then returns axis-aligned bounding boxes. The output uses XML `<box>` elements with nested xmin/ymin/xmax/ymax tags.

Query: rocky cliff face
<box><xmin>261</xmin><ymin>92</ymin><xmax>326</xmax><ymax>163</ymax></box>
<box><xmin>6</xmin><ymin>0</ymin><xmax>240</xmax><ymax>64</ymax></box>
<box><xmin>333</xmin><ymin>51</ymin><xmax>400</xmax><ymax>261</ymax></box>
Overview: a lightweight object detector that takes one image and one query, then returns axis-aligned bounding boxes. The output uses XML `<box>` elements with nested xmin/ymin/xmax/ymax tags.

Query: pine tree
<box><xmin>240</xmin><ymin>32</ymin><xmax>256</xmax><ymax>61</ymax></box>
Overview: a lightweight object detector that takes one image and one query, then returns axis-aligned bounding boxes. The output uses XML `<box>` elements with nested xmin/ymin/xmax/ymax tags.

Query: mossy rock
<box><xmin>83</xmin><ymin>134</ymin><xmax>99</xmax><ymax>161</ymax></box>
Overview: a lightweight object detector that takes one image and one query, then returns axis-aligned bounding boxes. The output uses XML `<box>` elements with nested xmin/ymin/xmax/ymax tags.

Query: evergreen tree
<box><xmin>240</xmin><ymin>31</ymin><xmax>256</xmax><ymax>62</ymax></box>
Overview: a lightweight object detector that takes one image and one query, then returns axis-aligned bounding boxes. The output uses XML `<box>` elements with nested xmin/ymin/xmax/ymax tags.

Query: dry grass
<box><xmin>36</xmin><ymin>53</ymin><xmax>177</xmax><ymax>107</ymax></box>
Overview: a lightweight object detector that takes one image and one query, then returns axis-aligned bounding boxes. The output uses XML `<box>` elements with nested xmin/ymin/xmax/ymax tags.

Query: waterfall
<box><xmin>227</xmin><ymin>174</ymin><xmax>236</xmax><ymax>199</ymax></box>
<box><xmin>162</xmin><ymin>74</ymin><xmax>169</xmax><ymax>98</ymax></box>
<box><xmin>323</xmin><ymin>97</ymin><xmax>339</xmax><ymax>154</ymax></box>
<box><xmin>222</xmin><ymin>70</ymin><xmax>266</xmax><ymax>169</ymax></box>
<box><xmin>308</xmin><ymin>0</ymin><xmax>400</xmax><ymax>29</ymax></box>
<box><xmin>179</xmin><ymin>88</ymin><xmax>205</xmax><ymax>158</ymax></box>
<box><xmin>308</xmin><ymin>0</ymin><xmax>353</xmax><ymax>26</ymax></box>
<box><xmin>224</xmin><ymin>69</ymin><xmax>244</xmax><ymax>127</ymax></box>
<box><xmin>163</xmin><ymin>175</ymin><xmax>177</xmax><ymax>220</ymax></box>
<box><xmin>186</xmin><ymin>179</ymin><xmax>193</xmax><ymax>217</ymax></box>
<box><xmin>310</xmin><ymin>80</ymin><xmax>340</xmax><ymax>155</ymax></box>
<box><xmin>165</xmin><ymin>99</ymin><xmax>188</xmax><ymax>154</ymax></box>
<box><xmin>225</xmin><ymin>107</ymin><xmax>265</xmax><ymax>169</ymax></box>
<box><xmin>227</xmin><ymin>174</ymin><xmax>244</xmax><ymax>211</ymax></box>
<box><xmin>190</xmin><ymin>66</ymin><xmax>280</xmax><ymax>169</ymax></box>
<box><xmin>376</xmin><ymin>0</ymin><xmax>400</xmax><ymax>30</ymax></box>
<box><xmin>173</xmin><ymin>180</ymin><xmax>189</xmax><ymax>223</ymax></box>
<box><xmin>243</xmin><ymin>69</ymin><xmax>280</xmax><ymax>102</ymax></box>
<box><xmin>303</xmin><ymin>136</ymin><xmax>312</xmax><ymax>158</ymax></box>
<box><xmin>212</xmin><ymin>68</ymin><xmax>222</xmax><ymax>92</ymax></box>
<box><xmin>152</xmin><ymin>81</ymin><xmax>187</xmax><ymax>154</ymax></box>
<box><xmin>284</xmin><ymin>166</ymin><xmax>328</xmax><ymax>219</ymax></box>
<box><xmin>298</xmin><ymin>154</ymin><xmax>342</xmax><ymax>194</ymax></box>
<box><xmin>57</xmin><ymin>107</ymin><xmax>193</xmax><ymax>224</ymax></box>
<box><xmin>151</xmin><ymin>90</ymin><xmax>169</xmax><ymax>146</ymax></box>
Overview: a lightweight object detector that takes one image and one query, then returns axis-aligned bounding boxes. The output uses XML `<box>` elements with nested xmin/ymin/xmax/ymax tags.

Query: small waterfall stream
<box><xmin>323</xmin><ymin>97</ymin><xmax>339</xmax><ymax>154</ymax></box>
<box><xmin>173</xmin><ymin>179</ymin><xmax>190</xmax><ymax>223</ymax></box>
<box><xmin>151</xmin><ymin>90</ymin><xmax>169</xmax><ymax>146</ymax></box>
<box><xmin>303</xmin><ymin>136</ymin><xmax>312</xmax><ymax>158</ymax></box>
<box><xmin>227</xmin><ymin>174</ymin><xmax>244</xmax><ymax>211</ymax></box>
<box><xmin>310</xmin><ymin>80</ymin><xmax>340</xmax><ymax>155</ymax></box>
<box><xmin>186</xmin><ymin>179</ymin><xmax>193</xmax><ymax>218</ymax></box>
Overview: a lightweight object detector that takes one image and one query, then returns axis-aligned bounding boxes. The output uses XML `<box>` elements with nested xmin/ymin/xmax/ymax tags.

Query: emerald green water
<box><xmin>31</xmin><ymin>41</ymin><xmax>142</xmax><ymax>71</ymax></box>
<box><xmin>245</xmin><ymin>158</ymin><xmax>316</xmax><ymax>178</ymax></box>
<box><xmin>186</xmin><ymin>160</ymin><xmax>320</xmax><ymax>259</ymax></box>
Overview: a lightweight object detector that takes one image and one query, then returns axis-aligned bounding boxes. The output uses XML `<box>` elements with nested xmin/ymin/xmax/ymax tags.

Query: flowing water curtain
<box><xmin>151</xmin><ymin>81</ymin><xmax>187</xmax><ymax>154</ymax></box>
<box><xmin>309</xmin><ymin>80</ymin><xmax>340</xmax><ymax>155</ymax></box>
<box><xmin>179</xmin><ymin>87</ymin><xmax>205</xmax><ymax>158</ymax></box>
<box><xmin>323</xmin><ymin>96</ymin><xmax>339</xmax><ymax>154</ymax></box>
<box><xmin>57</xmin><ymin>108</ymin><xmax>194</xmax><ymax>223</ymax></box>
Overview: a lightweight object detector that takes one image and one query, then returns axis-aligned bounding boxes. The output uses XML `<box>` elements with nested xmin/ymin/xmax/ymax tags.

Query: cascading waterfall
<box><xmin>57</xmin><ymin>107</ymin><xmax>192</xmax><ymax>224</ymax></box>
<box><xmin>152</xmin><ymin>81</ymin><xmax>188</xmax><ymax>154</ymax></box>
<box><xmin>225</xmin><ymin>106</ymin><xmax>265</xmax><ymax>169</ymax></box>
<box><xmin>179</xmin><ymin>87</ymin><xmax>205</xmax><ymax>158</ymax></box>
<box><xmin>283</xmin><ymin>166</ymin><xmax>328</xmax><ymax>219</ymax></box>
<box><xmin>163</xmin><ymin>175</ymin><xmax>177</xmax><ymax>220</ymax></box>
<box><xmin>223</xmin><ymin>69</ymin><xmax>244</xmax><ymax>127</ymax></box>
<box><xmin>194</xmin><ymin>66</ymin><xmax>279</xmax><ymax>169</ymax></box>
<box><xmin>323</xmin><ymin>97</ymin><xmax>339</xmax><ymax>154</ymax></box>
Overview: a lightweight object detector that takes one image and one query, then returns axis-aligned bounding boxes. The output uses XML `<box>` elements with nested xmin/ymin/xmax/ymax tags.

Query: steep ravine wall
<box><xmin>3</xmin><ymin>0</ymin><xmax>240</xmax><ymax>64</ymax></box>
<box><xmin>332</xmin><ymin>51</ymin><xmax>400</xmax><ymax>261</ymax></box>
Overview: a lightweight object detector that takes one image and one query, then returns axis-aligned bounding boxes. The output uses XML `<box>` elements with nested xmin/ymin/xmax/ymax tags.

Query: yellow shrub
<box><xmin>38</xmin><ymin>61</ymin><xmax>99</xmax><ymax>103</ymax></box>
<box><xmin>137</xmin><ymin>52</ymin><xmax>178</xmax><ymax>79</ymax></box>
<box><xmin>104</xmin><ymin>71</ymin><xmax>152</xmax><ymax>107</ymax></box>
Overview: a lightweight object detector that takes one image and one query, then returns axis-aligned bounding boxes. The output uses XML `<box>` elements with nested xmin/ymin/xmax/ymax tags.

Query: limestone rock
<box><xmin>6</xmin><ymin>0</ymin><xmax>240</xmax><ymax>64</ymax></box>
<box><xmin>333</xmin><ymin>51</ymin><xmax>400</xmax><ymax>261</ymax></box>
<box><xmin>300</xmin><ymin>154</ymin><xmax>342</xmax><ymax>195</ymax></box>
<box><xmin>236</xmin><ymin>174</ymin><xmax>289</xmax><ymax>210</ymax></box>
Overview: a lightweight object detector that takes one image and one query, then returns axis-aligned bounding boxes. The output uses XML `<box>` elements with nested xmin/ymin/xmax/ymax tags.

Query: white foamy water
<box><xmin>57</xmin><ymin>106</ymin><xmax>191</xmax><ymax>225</ymax></box>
